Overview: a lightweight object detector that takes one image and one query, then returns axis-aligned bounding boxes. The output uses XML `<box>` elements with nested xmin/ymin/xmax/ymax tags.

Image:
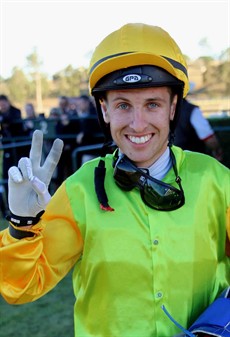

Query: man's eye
<box><xmin>118</xmin><ymin>103</ymin><xmax>128</xmax><ymax>110</ymax></box>
<box><xmin>148</xmin><ymin>102</ymin><xmax>158</xmax><ymax>109</ymax></box>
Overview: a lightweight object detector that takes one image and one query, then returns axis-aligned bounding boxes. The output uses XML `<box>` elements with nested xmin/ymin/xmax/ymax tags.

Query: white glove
<box><xmin>8</xmin><ymin>129</ymin><xmax>64</xmax><ymax>217</ymax></box>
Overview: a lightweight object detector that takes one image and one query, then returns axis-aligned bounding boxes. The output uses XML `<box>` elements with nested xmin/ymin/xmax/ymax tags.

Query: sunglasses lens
<box><xmin>142</xmin><ymin>180</ymin><xmax>184</xmax><ymax>210</ymax></box>
<box><xmin>114</xmin><ymin>168</ymin><xmax>136</xmax><ymax>190</ymax></box>
<box><xmin>114</xmin><ymin>158</ymin><xmax>141</xmax><ymax>190</ymax></box>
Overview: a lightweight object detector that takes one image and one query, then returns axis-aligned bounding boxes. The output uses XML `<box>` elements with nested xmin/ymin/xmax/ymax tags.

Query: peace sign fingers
<box><xmin>29</xmin><ymin>130</ymin><xmax>64</xmax><ymax>185</ymax></box>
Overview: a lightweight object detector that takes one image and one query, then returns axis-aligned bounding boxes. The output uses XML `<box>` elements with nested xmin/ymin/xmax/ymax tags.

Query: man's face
<box><xmin>78</xmin><ymin>98</ymin><xmax>89</xmax><ymax>113</ymax></box>
<box><xmin>0</xmin><ymin>99</ymin><xmax>10</xmax><ymax>113</ymax></box>
<box><xmin>59</xmin><ymin>98</ymin><xmax>68</xmax><ymax>110</ymax></box>
<box><xmin>100</xmin><ymin>86</ymin><xmax>177</xmax><ymax>167</ymax></box>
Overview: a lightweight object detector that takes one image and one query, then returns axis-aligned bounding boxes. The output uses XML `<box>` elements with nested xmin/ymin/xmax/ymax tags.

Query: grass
<box><xmin>0</xmin><ymin>266</ymin><xmax>75</xmax><ymax>337</ymax></box>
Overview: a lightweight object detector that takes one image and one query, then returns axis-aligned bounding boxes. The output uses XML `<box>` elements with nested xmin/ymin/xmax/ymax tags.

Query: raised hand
<box><xmin>8</xmin><ymin>130</ymin><xmax>64</xmax><ymax>217</ymax></box>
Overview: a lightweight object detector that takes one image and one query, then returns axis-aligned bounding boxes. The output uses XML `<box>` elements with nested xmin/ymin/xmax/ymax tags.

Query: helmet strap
<box><xmin>94</xmin><ymin>140</ymin><xmax>116</xmax><ymax>212</ymax></box>
<box><xmin>168</xmin><ymin>130</ymin><xmax>175</xmax><ymax>147</ymax></box>
<box><xmin>94</xmin><ymin>97</ymin><xmax>113</xmax><ymax>142</ymax></box>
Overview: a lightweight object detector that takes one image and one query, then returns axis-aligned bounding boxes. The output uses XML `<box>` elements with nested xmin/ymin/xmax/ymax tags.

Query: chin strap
<box><xmin>94</xmin><ymin>158</ymin><xmax>114</xmax><ymax>212</ymax></box>
<box><xmin>94</xmin><ymin>141</ymin><xmax>116</xmax><ymax>212</ymax></box>
<box><xmin>168</xmin><ymin>130</ymin><xmax>175</xmax><ymax>147</ymax></box>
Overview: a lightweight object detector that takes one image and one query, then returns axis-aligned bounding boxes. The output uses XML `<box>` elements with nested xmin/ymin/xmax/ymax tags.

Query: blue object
<box><xmin>189</xmin><ymin>287</ymin><xmax>230</xmax><ymax>337</ymax></box>
<box><xmin>162</xmin><ymin>287</ymin><xmax>230</xmax><ymax>337</ymax></box>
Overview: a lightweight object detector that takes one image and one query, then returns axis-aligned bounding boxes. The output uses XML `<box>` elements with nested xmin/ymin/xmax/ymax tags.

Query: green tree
<box><xmin>6</xmin><ymin>67</ymin><xmax>29</xmax><ymax>104</ymax></box>
<box><xmin>0</xmin><ymin>76</ymin><xmax>10</xmax><ymax>96</ymax></box>
<box><xmin>26</xmin><ymin>48</ymin><xmax>45</xmax><ymax>111</ymax></box>
<box><xmin>217</xmin><ymin>61</ymin><xmax>230</xmax><ymax>96</ymax></box>
<box><xmin>52</xmin><ymin>65</ymin><xmax>89</xmax><ymax>97</ymax></box>
<box><xmin>218</xmin><ymin>48</ymin><xmax>230</xmax><ymax>95</ymax></box>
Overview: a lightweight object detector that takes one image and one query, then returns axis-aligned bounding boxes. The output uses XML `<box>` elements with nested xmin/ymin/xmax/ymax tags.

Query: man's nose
<box><xmin>130</xmin><ymin>109</ymin><xmax>148</xmax><ymax>131</ymax></box>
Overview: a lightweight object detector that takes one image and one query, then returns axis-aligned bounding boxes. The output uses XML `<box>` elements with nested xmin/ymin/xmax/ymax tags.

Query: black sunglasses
<box><xmin>113</xmin><ymin>148</ymin><xmax>185</xmax><ymax>211</ymax></box>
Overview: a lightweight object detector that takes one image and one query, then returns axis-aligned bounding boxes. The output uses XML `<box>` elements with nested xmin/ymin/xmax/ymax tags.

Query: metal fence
<box><xmin>1</xmin><ymin>115</ymin><xmax>230</xmax><ymax>217</ymax></box>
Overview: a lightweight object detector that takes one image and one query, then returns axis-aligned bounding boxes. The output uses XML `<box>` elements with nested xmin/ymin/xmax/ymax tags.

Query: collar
<box><xmin>117</xmin><ymin>147</ymin><xmax>172</xmax><ymax>180</ymax></box>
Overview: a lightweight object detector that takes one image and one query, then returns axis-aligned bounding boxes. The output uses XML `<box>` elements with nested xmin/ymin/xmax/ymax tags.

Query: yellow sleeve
<box><xmin>0</xmin><ymin>182</ymin><xmax>83</xmax><ymax>304</ymax></box>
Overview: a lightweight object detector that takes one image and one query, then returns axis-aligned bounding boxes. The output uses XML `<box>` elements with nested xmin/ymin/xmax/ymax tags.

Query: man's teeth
<box><xmin>128</xmin><ymin>134</ymin><xmax>152</xmax><ymax>144</ymax></box>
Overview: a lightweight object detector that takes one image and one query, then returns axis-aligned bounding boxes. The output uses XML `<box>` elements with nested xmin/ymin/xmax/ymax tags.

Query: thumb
<box><xmin>30</xmin><ymin>176</ymin><xmax>51</xmax><ymax>208</ymax></box>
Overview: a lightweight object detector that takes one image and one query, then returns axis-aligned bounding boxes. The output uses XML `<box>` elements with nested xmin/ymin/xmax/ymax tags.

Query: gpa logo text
<box><xmin>123</xmin><ymin>74</ymin><xmax>141</xmax><ymax>83</ymax></box>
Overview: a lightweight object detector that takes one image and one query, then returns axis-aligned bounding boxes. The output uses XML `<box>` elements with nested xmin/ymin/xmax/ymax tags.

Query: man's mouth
<box><xmin>127</xmin><ymin>134</ymin><xmax>152</xmax><ymax>144</ymax></box>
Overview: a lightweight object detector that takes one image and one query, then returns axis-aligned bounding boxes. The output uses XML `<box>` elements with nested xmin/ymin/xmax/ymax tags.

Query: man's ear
<box><xmin>170</xmin><ymin>95</ymin><xmax>178</xmax><ymax>121</ymax></box>
<box><xmin>100</xmin><ymin>100</ymin><xmax>110</xmax><ymax>123</ymax></box>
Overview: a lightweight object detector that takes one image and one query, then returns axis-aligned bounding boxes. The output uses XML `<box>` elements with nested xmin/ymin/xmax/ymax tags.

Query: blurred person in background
<box><xmin>23</xmin><ymin>103</ymin><xmax>37</xmax><ymax>137</ymax></box>
<box><xmin>57</xmin><ymin>95</ymin><xmax>70</xmax><ymax>115</ymax></box>
<box><xmin>67</xmin><ymin>97</ymin><xmax>79</xmax><ymax>117</ymax></box>
<box><xmin>0</xmin><ymin>94</ymin><xmax>25</xmax><ymax>180</ymax></box>
<box><xmin>21</xmin><ymin>103</ymin><xmax>38</xmax><ymax>159</ymax></box>
<box><xmin>0</xmin><ymin>95</ymin><xmax>26</xmax><ymax>215</ymax></box>
<box><xmin>49</xmin><ymin>96</ymin><xmax>70</xmax><ymax>119</ymax></box>
<box><xmin>77</xmin><ymin>94</ymin><xmax>97</xmax><ymax>116</ymax></box>
<box><xmin>24</xmin><ymin>102</ymin><xmax>36</xmax><ymax>119</ymax></box>
<box><xmin>49</xmin><ymin>97</ymin><xmax>79</xmax><ymax>186</ymax></box>
<box><xmin>174</xmin><ymin>96</ymin><xmax>223</xmax><ymax>162</ymax></box>
<box><xmin>55</xmin><ymin>112</ymin><xmax>81</xmax><ymax>184</ymax></box>
<box><xmin>76</xmin><ymin>95</ymin><xmax>102</xmax><ymax>164</ymax></box>
<box><xmin>0</xmin><ymin>183</ymin><xmax>7</xmax><ymax>217</ymax></box>
<box><xmin>76</xmin><ymin>94</ymin><xmax>93</xmax><ymax>144</ymax></box>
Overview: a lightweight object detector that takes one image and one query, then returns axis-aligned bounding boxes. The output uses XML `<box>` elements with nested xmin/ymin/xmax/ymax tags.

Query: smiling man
<box><xmin>1</xmin><ymin>23</ymin><xmax>229</xmax><ymax>337</ymax></box>
<box><xmin>100</xmin><ymin>86</ymin><xmax>177</xmax><ymax>167</ymax></box>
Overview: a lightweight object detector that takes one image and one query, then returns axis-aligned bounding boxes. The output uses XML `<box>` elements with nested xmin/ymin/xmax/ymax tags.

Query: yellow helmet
<box><xmin>89</xmin><ymin>23</ymin><xmax>189</xmax><ymax>97</ymax></box>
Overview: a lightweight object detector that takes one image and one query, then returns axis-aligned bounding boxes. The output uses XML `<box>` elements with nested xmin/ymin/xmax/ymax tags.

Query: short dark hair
<box><xmin>79</xmin><ymin>95</ymin><xmax>90</xmax><ymax>101</ymax></box>
<box><xmin>0</xmin><ymin>94</ymin><xmax>9</xmax><ymax>101</ymax></box>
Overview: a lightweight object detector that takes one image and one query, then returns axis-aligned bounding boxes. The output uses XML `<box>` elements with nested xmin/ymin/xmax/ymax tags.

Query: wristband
<box><xmin>9</xmin><ymin>224</ymin><xmax>35</xmax><ymax>239</ymax></box>
<box><xmin>6</xmin><ymin>210</ymin><xmax>45</xmax><ymax>227</ymax></box>
<box><xmin>6</xmin><ymin>211</ymin><xmax>45</xmax><ymax>239</ymax></box>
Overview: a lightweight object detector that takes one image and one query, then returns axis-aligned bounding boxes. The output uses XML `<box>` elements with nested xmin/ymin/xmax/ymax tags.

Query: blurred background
<box><xmin>0</xmin><ymin>1</ymin><xmax>229</xmax><ymax>336</ymax></box>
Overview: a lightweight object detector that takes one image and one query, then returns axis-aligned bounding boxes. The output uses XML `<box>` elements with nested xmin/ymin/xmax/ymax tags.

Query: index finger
<box><xmin>29</xmin><ymin>129</ymin><xmax>43</xmax><ymax>169</ymax></box>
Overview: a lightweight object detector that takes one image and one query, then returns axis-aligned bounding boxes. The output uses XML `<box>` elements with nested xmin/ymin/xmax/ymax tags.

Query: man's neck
<box><xmin>147</xmin><ymin>147</ymin><xmax>171</xmax><ymax>180</ymax></box>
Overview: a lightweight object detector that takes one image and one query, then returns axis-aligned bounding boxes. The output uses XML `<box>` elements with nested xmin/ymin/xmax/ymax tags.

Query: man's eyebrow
<box><xmin>111</xmin><ymin>96</ymin><xmax>131</xmax><ymax>102</ymax></box>
<box><xmin>145</xmin><ymin>97</ymin><xmax>167</xmax><ymax>102</ymax></box>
